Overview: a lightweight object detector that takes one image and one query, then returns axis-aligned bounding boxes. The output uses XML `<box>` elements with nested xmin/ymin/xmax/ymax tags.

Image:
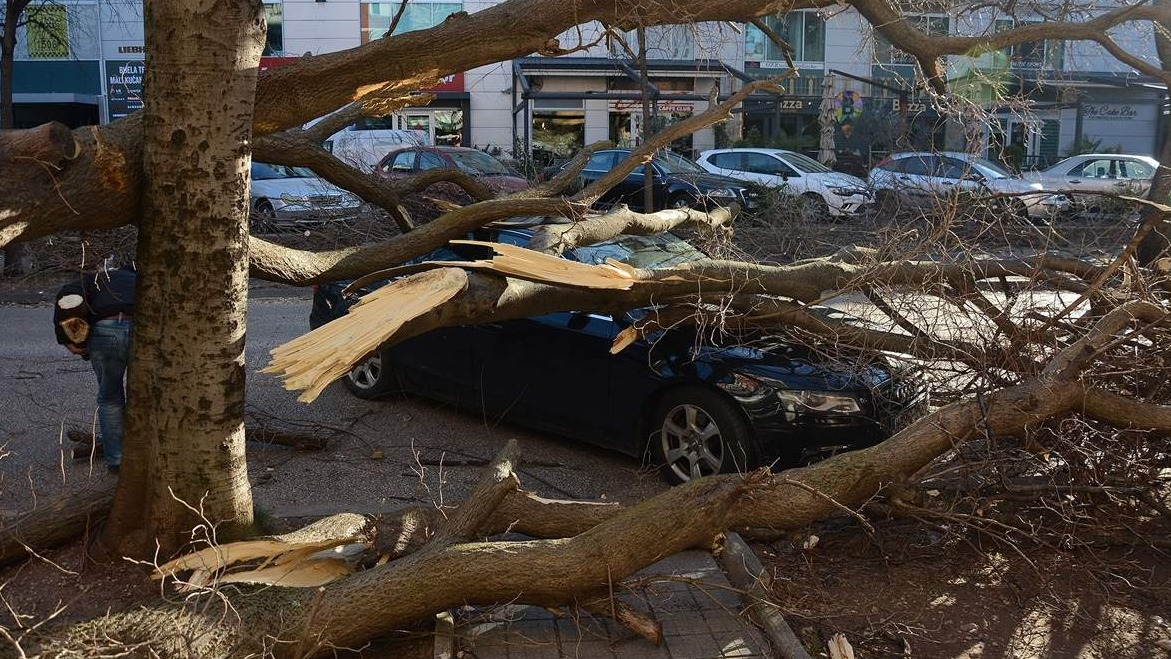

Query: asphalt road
<box><xmin>0</xmin><ymin>288</ymin><xmax>667</xmax><ymax>517</ymax></box>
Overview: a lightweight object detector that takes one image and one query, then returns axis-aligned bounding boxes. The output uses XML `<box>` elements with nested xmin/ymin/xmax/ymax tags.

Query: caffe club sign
<box><xmin>1084</xmin><ymin>104</ymin><xmax>1139</xmax><ymax>121</ymax></box>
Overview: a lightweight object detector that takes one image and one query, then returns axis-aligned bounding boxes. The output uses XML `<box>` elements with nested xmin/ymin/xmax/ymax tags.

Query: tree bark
<box><xmin>101</xmin><ymin>0</ymin><xmax>265</xmax><ymax>556</ymax></box>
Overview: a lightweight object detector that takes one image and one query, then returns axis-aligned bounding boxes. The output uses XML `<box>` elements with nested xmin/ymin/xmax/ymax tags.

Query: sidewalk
<box><xmin>441</xmin><ymin>550</ymin><xmax>773</xmax><ymax>659</ymax></box>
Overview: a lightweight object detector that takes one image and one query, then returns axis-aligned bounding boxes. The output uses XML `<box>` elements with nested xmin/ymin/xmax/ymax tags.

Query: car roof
<box><xmin>699</xmin><ymin>148</ymin><xmax>798</xmax><ymax>156</ymax></box>
<box><xmin>1062</xmin><ymin>153</ymin><xmax>1158</xmax><ymax>162</ymax></box>
<box><xmin>889</xmin><ymin>151</ymin><xmax>980</xmax><ymax>160</ymax></box>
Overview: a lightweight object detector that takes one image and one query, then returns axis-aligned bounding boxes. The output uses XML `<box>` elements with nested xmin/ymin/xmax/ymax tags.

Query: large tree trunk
<box><xmin>101</xmin><ymin>0</ymin><xmax>264</xmax><ymax>556</ymax></box>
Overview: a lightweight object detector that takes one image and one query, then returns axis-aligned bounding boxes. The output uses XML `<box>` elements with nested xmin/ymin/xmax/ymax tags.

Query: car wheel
<box><xmin>251</xmin><ymin>200</ymin><xmax>277</xmax><ymax>233</ymax></box>
<box><xmin>799</xmin><ymin>193</ymin><xmax>829</xmax><ymax>222</ymax></box>
<box><xmin>668</xmin><ymin>194</ymin><xmax>694</xmax><ymax>210</ymax></box>
<box><xmin>649</xmin><ymin>386</ymin><xmax>759</xmax><ymax>485</ymax></box>
<box><xmin>344</xmin><ymin>347</ymin><xmax>395</xmax><ymax>399</ymax></box>
<box><xmin>875</xmin><ymin>189</ymin><xmax>901</xmax><ymax>216</ymax></box>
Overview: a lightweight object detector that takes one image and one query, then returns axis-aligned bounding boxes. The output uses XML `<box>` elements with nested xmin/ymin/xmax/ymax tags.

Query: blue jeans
<box><xmin>89</xmin><ymin>319</ymin><xmax>131</xmax><ymax>467</ymax></box>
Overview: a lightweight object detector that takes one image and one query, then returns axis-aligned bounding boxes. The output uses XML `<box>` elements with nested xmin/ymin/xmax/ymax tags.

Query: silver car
<box><xmin>250</xmin><ymin>163</ymin><xmax>363</xmax><ymax>230</ymax></box>
<box><xmin>868</xmin><ymin>151</ymin><xmax>1069</xmax><ymax>220</ymax></box>
<box><xmin>695</xmin><ymin>148</ymin><xmax>872</xmax><ymax>219</ymax></box>
<box><xmin>1024</xmin><ymin>154</ymin><xmax>1159</xmax><ymax>212</ymax></box>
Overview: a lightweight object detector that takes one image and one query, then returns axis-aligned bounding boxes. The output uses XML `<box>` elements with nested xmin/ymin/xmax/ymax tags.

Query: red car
<box><xmin>376</xmin><ymin>146</ymin><xmax>530</xmax><ymax>194</ymax></box>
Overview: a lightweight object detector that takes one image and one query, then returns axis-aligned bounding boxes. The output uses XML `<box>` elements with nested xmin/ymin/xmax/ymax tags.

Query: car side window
<box><xmin>418</xmin><ymin>152</ymin><xmax>446</xmax><ymax>171</ymax></box>
<box><xmin>1071</xmin><ymin>158</ymin><xmax>1114</xmax><ymax>178</ymax></box>
<box><xmin>389</xmin><ymin>151</ymin><xmax>416</xmax><ymax>173</ymax></box>
<box><xmin>710</xmin><ymin>153</ymin><xmax>741</xmax><ymax>170</ymax></box>
<box><xmin>583</xmin><ymin>152</ymin><xmax>617</xmax><ymax>173</ymax></box>
<box><xmin>938</xmin><ymin>158</ymin><xmax>969</xmax><ymax>180</ymax></box>
<box><xmin>1121</xmin><ymin>160</ymin><xmax>1153</xmax><ymax>179</ymax></box>
<box><xmin>880</xmin><ymin>158</ymin><xmax>906</xmax><ymax>174</ymax></box>
<box><xmin>745</xmin><ymin>153</ymin><xmax>796</xmax><ymax>177</ymax></box>
<box><xmin>899</xmin><ymin>157</ymin><xmax>932</xmax><ymax>176</ymax></box>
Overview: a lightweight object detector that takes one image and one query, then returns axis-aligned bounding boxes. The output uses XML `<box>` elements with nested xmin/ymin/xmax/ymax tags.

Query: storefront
<box><xmin>512</xmin><ymin>57</ymin><xmax>754</xmax><ymax>164</ymax></box>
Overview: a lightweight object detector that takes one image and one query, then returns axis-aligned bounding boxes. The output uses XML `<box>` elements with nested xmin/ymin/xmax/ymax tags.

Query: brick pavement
<box><xmin>441</xmin><ymin>550</ymin><xmax>773</xmax><ymax>659</ymax></box>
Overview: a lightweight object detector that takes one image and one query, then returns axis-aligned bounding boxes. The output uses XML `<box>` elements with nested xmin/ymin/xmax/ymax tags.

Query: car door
<box><xmin>578</xmin><ymin>151</ymin><xmax>621</xmax><ymax>206</ymax></box>
<box><xmin>1118</xmin><ymin>158</ymin><xmax>1156</xmax><ymax>196</ymax></box>
<box><xmin>892</xmin><ymin>155</ymin><xmax>937</xmax><ymax>208</ymax></box>
<box><xmin>377</xmin><ymin>148</ymin><xmax>418</xmax><ymax>182</ymax></box>
<box><xmin>471</xmin><ymin>311</ymin><xmax>619</xmax><ymax>443</ymax></box>
<box><xmin>1062</xmin><ymin>157</ymin><xmax>1124</xmax><ymax>194</ymax></box>
<box><xmin>745</xmin><ymin>152</ymin><xmax>802</xmax><ymax>191</ymax></box>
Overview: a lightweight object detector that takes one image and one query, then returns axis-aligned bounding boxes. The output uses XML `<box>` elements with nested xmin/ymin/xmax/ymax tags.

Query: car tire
<box><xmin>649</xmin><ymin>386</ymin><xmax>759</xmax><ymax>485</ymax></box>
<box><xmin>668</xmin><ymin>193</ymin><xmax>694</xmax><ymax>210</ymax></box>
<box><xmin>800</xmin><ymin>193</ymin><xmax>829</xmax><ymax>222</ymax></box>
<box><xmin>344</xmin><ymin>346</ymin><xmax>395</xmax><ymax>399</ymax></box>
<box><xmin>251</xmin><ymin>200</ymin><xmax>277</xmax><ymax>233</ymax></box>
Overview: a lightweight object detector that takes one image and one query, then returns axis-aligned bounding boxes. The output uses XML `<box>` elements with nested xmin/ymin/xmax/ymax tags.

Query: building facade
<box><xmin>4</xmin><ymin>0</ymin><xmax>1163</xmax><ymax>168</ymax></box>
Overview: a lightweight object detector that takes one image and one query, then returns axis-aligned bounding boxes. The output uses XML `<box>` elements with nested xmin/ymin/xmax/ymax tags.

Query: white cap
<box><xmin>58</xmin><ymin>294</ymin><xmax>85</xmax><ymax>310</ymax></box>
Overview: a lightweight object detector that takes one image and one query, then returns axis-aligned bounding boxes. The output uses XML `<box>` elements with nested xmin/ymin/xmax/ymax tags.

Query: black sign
<box><xmin>107</xmin><ymin>59</ymin><xmax>144</xmax><ymax>120</ymax></box>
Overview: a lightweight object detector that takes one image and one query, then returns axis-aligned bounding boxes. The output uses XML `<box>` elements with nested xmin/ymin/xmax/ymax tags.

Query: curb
<box><xmin>718</xmin><ymin>531</ymin><xmax>814</xmax><ymax>659</ymax></box>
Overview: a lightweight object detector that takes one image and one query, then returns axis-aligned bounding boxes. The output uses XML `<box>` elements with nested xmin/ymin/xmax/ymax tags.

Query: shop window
<box><xmin>745</xmin><ymin>12</ymin><xmax>825</xmax><ymax>63</ymax></box>
<box><xmin>993</xmin><ymin>19</ymin><xmax>1063</xmax><ymax>70</ymax></box>
<box><xmin>434</xmin><ymin>110</ymin><xmax>463</xmax><ymax>146</ymax></box>
<box><xmin>26</xmin><ymin>5</ymin><xmax>69</xmax><ymax>59</ymax></box>
<box><xmin>362</xmin><ymin>1</ymin><xmax>463</xmax><ymax>43</ymax></box>
<box><xmin>263</xmin><ymin>3</ymin><xmax>283</xmax><ymax>56</ymax></box>
<box><xmin>533</xmin><ymin>111</ymin><xmax>585</xmax><ymax>158</ymax></box>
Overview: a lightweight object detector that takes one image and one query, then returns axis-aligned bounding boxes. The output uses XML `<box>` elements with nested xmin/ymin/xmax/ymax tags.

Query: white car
<box><xmin>868</xmin><ymin>151</ymin><xmax>1069</xmax><ymax>220</ymax></box>
<box><xmin>1024</xmin><ymin>154</ymin><xmax>1159</xmax><ymax>211</ymax></box>
<box><xmin>250</xmin><ymin>162</ymin><xmax>363</xmax><ymax>231</ymax></box>
<box><xmin>696</xmin><ymin>148</ymin><xmax>871</xmax><ymax>218</ymax></box>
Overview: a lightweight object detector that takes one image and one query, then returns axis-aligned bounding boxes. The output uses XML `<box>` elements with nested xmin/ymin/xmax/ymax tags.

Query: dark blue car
<box><xmin>571</xmin><ymin>148</ymin><xmax>756</xmax><ymax>212</ymax></box>
<box><xmin>311</xmin><ymin>224</ymin><xmax>927</xmax><ymax>484</ymax></box>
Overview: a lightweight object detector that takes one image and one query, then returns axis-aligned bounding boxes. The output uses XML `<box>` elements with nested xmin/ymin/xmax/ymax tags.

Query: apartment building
<box><xmin>5</xmin><ymin>0</ymin><xmax>1164</xmax><ymax>167</ymax></box>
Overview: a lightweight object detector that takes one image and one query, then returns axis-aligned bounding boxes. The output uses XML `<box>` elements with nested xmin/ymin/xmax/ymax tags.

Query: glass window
<box><xmin>446</xmin><ymin>150</ymin><xmax>509</xmax><ymax>175</ymax></box>
<box><xmin>584</xmin><ymin>152</ymin><xmax>617</xmax><ymax>173</ymax></box>
<box><xmin>388</xmin><ymin>150</ymin><xmax>417</xmax><ymax>172</ymax></box>
<box><xmin>652</xmin><ymin>151</ymin><xmax>705</xmax><ymax>174</ymax></box>
<box><xmin>899</xmin><ymin>156</ymin><xmax>933</xmax><ymax>176</ymax></box>
<box><xmin>252</xmin><ymin>163</ymin><xmax>315</xmax><ymax>179</ymax></box>
<box><xmin>745</xmin><ymin>12</ymin><xmax>825</xmax><ymax>62</ymax></box>
<box><xmin>362</xmin><ymin>2</ymin><xmax>463</xmax><ymax>43</ymax></box>
<box><xmin>26</xmin><ymin>5</ymin><xmax>69</xmax><ymax>59</ymax></box>
<box><xmin>994</xmin><ymin>19</ymin><xmax>1063</xmax><ymax>69</ymax></box>
<box><xmin>745</xmin><ymin>153</ymin><xmax>796</xmax><ymax>176</ymax></box>
<box><xmin>263</xmin><ymin>3</ymin><xmax>283</xmax><ymax>56</ymax></box>
<box><xmin>1071</xmin><ymin>159</ymin><xmax>1116</xmax><ymax>178</ymax></box>
<box><xmin>1122</xmin><ymin>160</ymin><xmax>1154</xmax><ymax>179</ymax></box>
<box><xmin>783</xmin><ymin>152</ymin><xmax>831</xmax><ymax>174</ymax></box>
<box><xmin>711</xmin><ymin>153</ymin><xmax>743</xmax><ymax>170</ymax></box>
<box><xmin>418</xmin><ymin>151</ymin><xmax>446</xmax><ymax>170</ymax></box>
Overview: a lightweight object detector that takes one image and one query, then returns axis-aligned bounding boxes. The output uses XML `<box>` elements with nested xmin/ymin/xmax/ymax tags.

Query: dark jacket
<box><xmin>53</xmin><ymin>268</ymin><xmax>137</xmax><ymax>345</ymax></box>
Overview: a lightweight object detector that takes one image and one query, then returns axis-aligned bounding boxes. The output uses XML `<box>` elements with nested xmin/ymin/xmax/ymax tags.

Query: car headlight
<box><xmin>828</xmin><ymin>186</ymin><xmax>869</xmax><ymax>197</ymax></box>
<box><xmin>705</xmin><ymin>188</ymin><xmax>738</xmax><ymax>198</ymax></box>
<box><xmin>777</xmin><ymin>390</ymin><xmax>862</xmax><ymax>414</ymax></box>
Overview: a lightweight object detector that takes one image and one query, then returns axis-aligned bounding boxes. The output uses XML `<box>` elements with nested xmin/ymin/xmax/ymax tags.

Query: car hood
<box><xmin>252</xmin><ymin>177</ymin><xmax>356</xmax><ymax>201</ymax></box>
<box><xmin>481</xmin><ymin>174</ymin><xmax>532</xmax><ymax>194</ymax></box>
<box><xmin>651</xmin><ymin>332</ymin><xmax>892</xmax><ymax>392</ymax></box>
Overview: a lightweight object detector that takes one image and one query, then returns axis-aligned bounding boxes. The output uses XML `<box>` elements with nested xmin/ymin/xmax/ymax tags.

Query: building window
<box><xmin>361</xmin><ymin>2</ymin><xmax>463</xmax><ymax>43</ymax></box>
<box><xmin>263</xmin><ymin>3</ymin><xmax>283</xmax><ymax>56</ymax></box>
<box><xmin>745</xmin><ymin>12</ymin><xmax>826</xmax><ymax>63</ymax></box>
<box><xmin>993</xmin><ymin>19</ymin><xmax>1064</xmax><ymax>70</ymax></box>
<box><xmin>26</xmin><ymin>5</ymin><xmax>69</xmax><ymax>59</ymax></box>
<box><xmin>875</xmin><ymin>15</ymin><xmax>946</xmax><ymax>77</ymax></box>
<box><xmin>609</xmin><ymin>25</ymin><xmax>697</xmax><ymax>60</ymax></box>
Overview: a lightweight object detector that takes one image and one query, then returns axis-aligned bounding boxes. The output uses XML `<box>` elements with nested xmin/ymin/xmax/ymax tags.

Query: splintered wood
<box><xmin>264</xmin><ymin>242</ymin><xmax>647</xmax><ymax>403</ymax></box>
<box><xmin>263</xmin><ymin>267</ymin><xmax>469</xmax><ymax>403</ymax></box>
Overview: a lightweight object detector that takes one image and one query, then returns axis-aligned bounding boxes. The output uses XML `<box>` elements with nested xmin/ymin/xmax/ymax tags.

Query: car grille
<box><xmin>872</xmin><ymin>377</ymin><xmax>929</xmax><ymax>434</ymax></box>
<box><xmin>306</xmin><ymin>194</ymin><xmax>344</xmax><ymax>205</ymax></box>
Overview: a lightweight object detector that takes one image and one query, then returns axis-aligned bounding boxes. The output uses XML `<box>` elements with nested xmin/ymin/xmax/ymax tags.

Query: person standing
<box><xmin>54</xmin><ymin>266</ymin><xmax>136</xmax><ymax>475</ymax></box>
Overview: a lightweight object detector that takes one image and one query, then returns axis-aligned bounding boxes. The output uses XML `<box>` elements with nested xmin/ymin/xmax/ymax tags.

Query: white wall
<box><xmin>281</xmin><ymin>0</ymin><xmax>360</xmax><ymax>55</ymax></box>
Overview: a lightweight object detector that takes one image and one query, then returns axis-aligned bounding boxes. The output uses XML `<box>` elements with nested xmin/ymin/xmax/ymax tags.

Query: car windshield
<box><xmin>783</xmin><ymin>152</ymin><xmax>832</xmax><ymax>174</ymax></box>
<box><xmin>568</xmin><ymin>232</ymin><xmax>710</xmax><ymax>269</ymax></box>
<box><xmin>253</xmin><ymin>163</ymin><xmax>316</xmax><ymax>180</ymax></box>
<box><xmin>446</xmin><ymin>150</ymin><xmax>511</xmax><ymax>176</ymax></box>
<box><xmin>652</xmin><ymin>151</ymin><xmax>706</xmax><ymax>175</ymax></box>
<box><xmin>969</xmin><ymin>158</ymin><xmax>1010</xmax><ymax>179</ymax></box>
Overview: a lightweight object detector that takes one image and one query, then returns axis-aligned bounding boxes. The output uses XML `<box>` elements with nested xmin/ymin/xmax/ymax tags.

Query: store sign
<box><xmin>891</xmin><ymin>98</ymin><xmax>929</xmax><ymax>114</ymax></box>
<box><xmin>106</xmin><ymin>59</ymin><xmax>144</xmax><ymax>120</ymax></box>
<box><xmin>608</xmin><ymin>100</ymin><xmax>694</xmax><ymax>114</ymax></box>
<box><xmin>425</xmin><ymin>73</ymin><xmax>464</xmax><ymax>93</ymax></box>
<box><xmin>1084</xmin><ymin>104</ymin><xmax>1139</xmax><ymax>121</ymax></box>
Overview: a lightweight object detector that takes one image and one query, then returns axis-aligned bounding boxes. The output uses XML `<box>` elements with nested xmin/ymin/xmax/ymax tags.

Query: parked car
<box><xmin>696</xmin><ymin>148</ymin><xmax>872</xmax><ymax>218</ymax></box>
<box><xmin>250</xmin><ymin>162</ymin><xmax>363</xmax><ymax>231</ymax></box>
<box><xmin>569</xmin><ymin>148</ymin><xmax>756</xmax><ymax>212</ymax></box>
<box><xmin>376</xmin><ymin>146</ymin><xmax>530</xmax><ymax>195</ymax></box>
<box><xmin>868</xmin><ymin>151</ymin><xmax>1069</xmax><ymax>220</ymax></box>
<box><xmin>1023</xmin><ymin>153</ymin><xmax>1160</xmax><ymax>213</ymax></box>
<box><xmin>310</xmin><ymin>221</ymin><xmax>928</xmax><ymax>485</ymax></box>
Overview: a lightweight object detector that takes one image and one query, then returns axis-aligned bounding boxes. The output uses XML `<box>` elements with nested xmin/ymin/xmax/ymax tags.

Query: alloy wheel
<box><xmin>658</xmin><ymin>403</ymin><xmax>725</xmax><ymax>481</ymax></box>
